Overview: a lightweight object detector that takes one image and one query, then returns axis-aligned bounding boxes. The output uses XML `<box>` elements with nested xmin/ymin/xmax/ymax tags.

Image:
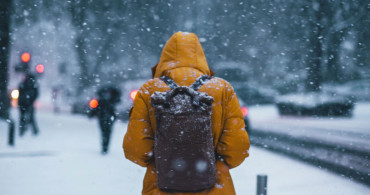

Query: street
<box><xmin>1</xmin><ymin>108</ymin><xmax>369</xmax><ymax>195</ymax></box>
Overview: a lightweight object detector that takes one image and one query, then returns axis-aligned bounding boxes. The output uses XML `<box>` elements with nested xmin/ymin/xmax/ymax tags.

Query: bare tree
<box><xmin>323</xmin><ymin>1</ymin><xmax>367</xmax><ymax>83</ymax></box>
<box><xmin>305</xmin><ymin>0</ymin><xmax>324</xmax><ymax>92</ymax></box>
<box><xmin>69</xmin><ymin>0</ymin><xmax>91</xmax><ymax>94</ymax></box>
<box><xmin>0</xmin><ymin>0</ymin><xmax>12</xmax><ymax>118</ymax></box>
<box><xmin>0</xmin><ymin>0</ymin><xmax>15</xmax><ymax>145</ymax></box>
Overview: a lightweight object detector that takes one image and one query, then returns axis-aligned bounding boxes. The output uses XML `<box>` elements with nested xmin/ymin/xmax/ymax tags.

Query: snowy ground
<box><xmin>0</xmin><ymin>108</ymin><xmax>369</xmax><ymax>195</ymax></box>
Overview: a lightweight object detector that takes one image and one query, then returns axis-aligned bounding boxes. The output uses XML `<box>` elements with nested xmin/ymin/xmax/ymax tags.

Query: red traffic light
<box><xmin>36</xmin><ymin>64</ymin><xmax>45</xmax><ymax>73</ymax></box>
<box><xmin>130</xmin><ymin>90</ymin><xmax>138</xmax><ymax>101</ymax></box>
<box><xmin>21</xmin><ymin>52</ymin><xmax>31</xmax><ymax>63</ymax></box>
<box><xmin>89</xmin><ymin>98</ymin><xmax>99</xmax><ymax>109</ymax></box>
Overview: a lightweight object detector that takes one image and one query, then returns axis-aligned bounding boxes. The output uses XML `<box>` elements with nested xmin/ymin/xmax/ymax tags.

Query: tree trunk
<box><xmin>70</xmin><ymin>0</ymin><xmax>90</xmax><ymax>95</ymax></box>
<box><xmin>75</xmin><ymin>34</ymin><xmax>90</xmax><ymax>92</ymax></box>
<box><xmin>306</xmin><ymin>1</ymin><xmax>323</xmax><ymax>92</ymax></box>
<box><xmin>326</xmin><ymin>31</ymin><xmax>343</xmax><ymax>83</ymax></box>
<box><xmin>0</xmin><ymin>0</ymin><xmax>12</xmax><ymax>118</ymax></box>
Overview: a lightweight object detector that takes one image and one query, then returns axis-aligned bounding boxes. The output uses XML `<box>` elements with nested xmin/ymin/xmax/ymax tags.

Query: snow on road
<box><xmin>0</xmin><ymin>109</ymin><xmax>369</xmax><ymax>195</ymax></box>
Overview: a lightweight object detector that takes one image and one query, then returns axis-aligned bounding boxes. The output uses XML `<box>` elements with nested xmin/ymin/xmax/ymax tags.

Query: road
<box><xmin>248</xmin><ymin>102</ymin><xmax>370</xmax><ymax>186</ymax></box>
<box><xmin>0</xmin><ymin>108</ymin><xmax>369</xmax><ymax>195</ymax></box>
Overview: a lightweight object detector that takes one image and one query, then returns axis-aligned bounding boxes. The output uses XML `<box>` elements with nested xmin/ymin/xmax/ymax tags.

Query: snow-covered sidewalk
<box><xmin>0</xmin><ymin>109</ymin><xmax>369</xmax><ymax>195</ymax></box>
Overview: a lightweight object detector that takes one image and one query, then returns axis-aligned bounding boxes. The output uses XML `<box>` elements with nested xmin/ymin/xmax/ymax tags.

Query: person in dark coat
<box><xmin>18</xmin><ymin>73</ymin><xmax>39</xmax><ymax>136</ymax></box>
<box><xmin>89</xmin><ymin>86</ymin><xmax>121</xmax><ymax>154</ymax></box>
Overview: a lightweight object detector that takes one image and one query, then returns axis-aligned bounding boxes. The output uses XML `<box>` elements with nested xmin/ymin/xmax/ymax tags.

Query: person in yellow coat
<box><xmin>123</xmin><ymin>32</ymin><xmax>250</xmax><ymax>195</ymax></box>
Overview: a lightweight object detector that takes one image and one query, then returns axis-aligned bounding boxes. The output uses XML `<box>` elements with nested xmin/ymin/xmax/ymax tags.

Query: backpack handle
<box><xmin>156</xmin><ymin>75</ymin><xmax>213</xmax><ymax>107</ymax></box>
<box><xmin>159</xmin><ymin>76</ymin><xmax>179</xmax><ymax>90</ymax></box>
<box><xmin>190</xmin><ymin>75</ymin><xmax>212</xmax><ymax>91</ymax></box>
<box><xmin>151</xmin><ymin>85</ymin><xmax>213</xmax><ymax>108</ymax></box>
<box><xmin>160</xmin><ymin>75</ymin><xmax>212</xmax><ymax>91</ymax></box>
<box><xmin>168</xmin><ymin>87</ymin><xmax>199</xmax><ymax>106</ymax></box>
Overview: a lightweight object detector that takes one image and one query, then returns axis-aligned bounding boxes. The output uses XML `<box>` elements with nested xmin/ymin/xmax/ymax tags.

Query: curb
<box><xmin>250</xmin><ymin>129</ymin><xmax>370</xmax><ymax>186</ymax></box>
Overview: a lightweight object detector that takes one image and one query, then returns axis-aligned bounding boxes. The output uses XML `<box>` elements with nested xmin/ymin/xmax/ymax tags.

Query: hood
<box><xmin>153</xmin><ymin>32</ymin><xmax>212</xmax><ymax>78</ymax></box>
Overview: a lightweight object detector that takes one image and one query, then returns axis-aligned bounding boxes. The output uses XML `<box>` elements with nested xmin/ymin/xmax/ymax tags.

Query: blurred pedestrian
<box><xmin>123</xmin><ymin>32</ymin><xmax>250</xmax><ymax>194</ymax></box>
<box><xmin>89</xmin><ymin>86</ymin><xmax>121</xmax><ymax>154</ymax></box>
<box><xmin>18</xmin><ymin>73</ymin><xmax>39</xmax><ymax>136</ymax></box>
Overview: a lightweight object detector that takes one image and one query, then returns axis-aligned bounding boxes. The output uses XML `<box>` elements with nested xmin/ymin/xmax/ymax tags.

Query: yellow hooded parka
<box><xmin>123</xmin><ymin>32</ymin><xmax>250</xmax><ymax>195</ymax></box>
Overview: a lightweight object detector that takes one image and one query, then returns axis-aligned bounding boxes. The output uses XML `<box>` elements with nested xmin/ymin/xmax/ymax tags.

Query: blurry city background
<box><xmin>1</xmin><ymin>1</ymin><xmax>369</xmax><ymax>194</ymax></box>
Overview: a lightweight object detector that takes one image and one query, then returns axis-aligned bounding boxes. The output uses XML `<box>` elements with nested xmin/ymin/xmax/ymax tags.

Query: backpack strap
<box><xmin>159</xmin><ymin>76</ymin><xmax>179</xmax><ymax>90</ymax></box>
<box><xmin>190</xmin><ymin>75</ymin><xmax>212</xmax><ymax>91</ymax></box>
<box><xmin>160</xmin><ymin>75</ymin><xmax>212</xmax><ymax>91</ymax></box>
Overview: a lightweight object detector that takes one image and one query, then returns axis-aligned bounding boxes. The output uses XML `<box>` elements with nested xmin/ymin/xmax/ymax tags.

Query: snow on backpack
<box><xmin>150</xmin><ymin>75</ymin><xmax>217</xmax><ymax>192</ymax></box>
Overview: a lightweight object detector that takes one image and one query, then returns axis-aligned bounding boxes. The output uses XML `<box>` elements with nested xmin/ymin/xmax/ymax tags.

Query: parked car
<box><xmin>275</xmin><ymin>92</ymin><xmax>355</xmax><ymax>117</ymax></box>
<box><xmin>212</xmin><ymin>61</ymin><xmax>278</xmax><ymax>105</ymax></box>
<box><xmin>233</xmin><ymin>83</ymin><xmax>276</xmax><ymax>105</ymax></box>
<box><xmin>238</xmin><ymin>99</ymin><xmax>251</xmax><ymax>134</ymax></box>
<box><xmin>322</xmin><ymin>79</ymin><xmax>370</xmax><ymax>101</ymax></box>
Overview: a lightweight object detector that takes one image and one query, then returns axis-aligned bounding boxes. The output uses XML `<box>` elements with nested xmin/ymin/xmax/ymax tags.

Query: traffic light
<box><xmin>15</xmin><ymin>52</ymin><xmax>31</xmax><ymax>72</ymax></box>
<box><xmin>36</xmin><ymin>64</ymin><xmax>44</xmax><ymax>74</ymax></box>
<box><xmin>21</xmin><ymin>52</ymin><xmax>31</xmax><ymax>63</ymax></box>
<box><xmin>89</xmin><ymin>98</ymin><xmax>99</xmax><ymax>109</ymax></box>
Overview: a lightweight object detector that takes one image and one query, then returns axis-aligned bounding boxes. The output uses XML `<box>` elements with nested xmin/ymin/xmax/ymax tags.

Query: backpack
<box><xmin>150</xmin><ymin>75</ymin><xmax>216</xmax><ymax>192</ymax></box>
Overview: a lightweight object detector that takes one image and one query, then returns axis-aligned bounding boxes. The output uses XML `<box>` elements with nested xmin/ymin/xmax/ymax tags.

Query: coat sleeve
<box><xmin>123</xmin><ymin>87</ymin><xmax>154</xmax><ymax>167</ymax></box>
<box><xmin>216</xmin><ymin>84</ymin><xmax>250</xmax><ymax>169</ymax></box>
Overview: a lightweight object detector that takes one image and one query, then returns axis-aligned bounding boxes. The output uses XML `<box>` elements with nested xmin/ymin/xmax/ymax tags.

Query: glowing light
<box><xmin>36</xmin><ymin>64</ymin><xmax>44</xmax><ymax>73</ymax></box>
<box><xmin>11</xmin><ymin>99</ymin><xmax>18</xmax><ymax>107</ymax></box>
<box><xmin>130</xmin><ymin>90</ymin><xmax>138</xmax><ymax>101</ymax></box>
<box><xmin>21</xmin><ymin>52</ymin><xmax>31</xmax><ymax>63</ymax></box>
<box><xmin>241</xmin><ymin>106</ymin><xmax>248</xmax><ymax>117</ymax></box>
<box><xmin>89</xmin><ymin>98</ymin><xmax>99</xmax><ymax>109</ymax></box>
<box><xmin>11</xmin><ymin>89</ymin><xmax>19</xmax><ymax>100</ymax></box>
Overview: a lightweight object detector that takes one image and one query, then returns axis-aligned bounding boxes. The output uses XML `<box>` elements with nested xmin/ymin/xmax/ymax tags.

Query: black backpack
<box><xmin>150</xmin><ymin>75</ymin><xmax>216</xmax><ymax>192</ymax></box>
